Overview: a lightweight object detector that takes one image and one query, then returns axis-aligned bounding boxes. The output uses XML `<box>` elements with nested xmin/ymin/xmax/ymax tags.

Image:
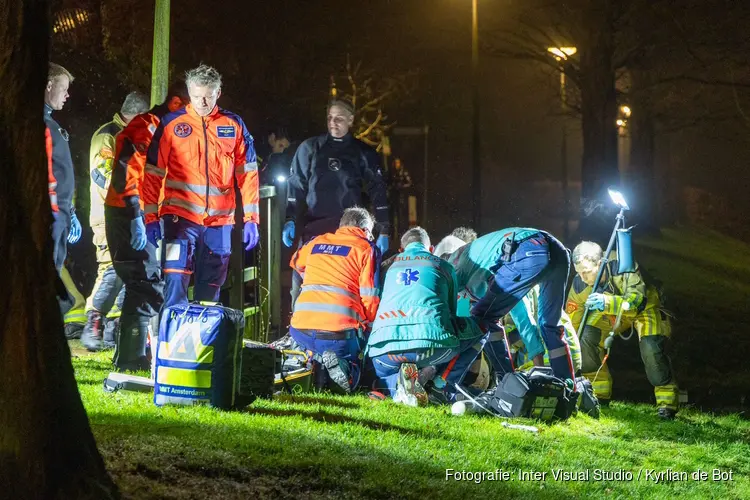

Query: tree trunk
<box><xmin>577</xmin><ymin>0</ymin><xmax>620</xmax><ymax>242</ymax></box>
<box><xmin>628</xmin><ymin>65</ymin><xmax>661</xmax><ymax>234</ymax></box>
<box><xmin>0</xmin><ymin>2</ymin><xmax>119</xmax><ymax>498</ymax></box>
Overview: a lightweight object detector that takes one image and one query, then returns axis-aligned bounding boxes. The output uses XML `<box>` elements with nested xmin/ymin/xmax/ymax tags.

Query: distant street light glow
<box><xmin>276</xmin><ymin>175</ymin><xmax>287</xmax><ymax>183</ymax></box>
<box><xmin>621</xmin><ymin>105</ymin><xmax>632</xmax><ymax>117</ymax></box>
<box><xmin>547</xmin><ymin>46</ymin><xmax>578</xmax><ymax>61</ymax></box>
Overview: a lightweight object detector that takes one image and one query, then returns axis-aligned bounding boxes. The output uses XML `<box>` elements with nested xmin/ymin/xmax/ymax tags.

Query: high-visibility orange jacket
<box><xmin>290</xmin><ymin>226</ymin><xmax>381</xmax><ymax>332</ymax></box>
<box><xmin>105</xmin><ymin>104</ymin><xmax>170</xmax><ymax>223</ymax></box>
<box><xmin>46</xmin><ymin>126</ymin><xmax>58</xmax><ymax>213</ymax></box>
<box><xmin>145</xmin><ymin>103</ymin><xmax>259</xmax><ymax>227</ymax></box>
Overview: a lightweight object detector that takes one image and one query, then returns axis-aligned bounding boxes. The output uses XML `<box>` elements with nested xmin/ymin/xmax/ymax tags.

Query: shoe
<box><xmin>102</xmin><ymin>317</ymin><xmax>119</xmax><ymax>350</ymax></box>
<box><xmin>270</xmin><ymin>333</ymin><xmax>294</xmax><ymax>350</ymax></box>
<box><xmin>658</xmin><ymin>407</ymin><xmax>677</xmax><ymax>420</ymax></box>
<box><xmin>368</xmin><ymin>390</ymin><xmax>386</xmax><ymax>401</ymax></box>
<box><xmin>81</xmin><ymin>310</ymin><xmax>104</xmax><ymax>352</ymax></box>
<box><xmin>394</xmin><ymin>363</ymin><xmax>428</xmax><ymax>407</ymax></box>
<box><xmin>322</xmin><ymin>350</ymin><xmax>351</xmax><ymax>394</ymax></box>
<box><xmin>64</xmin><ymin>323</ymin><xmax>83</xmax><ymax>340</ymax></box>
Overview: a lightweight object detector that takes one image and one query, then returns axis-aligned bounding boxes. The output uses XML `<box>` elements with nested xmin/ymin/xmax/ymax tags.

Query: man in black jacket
<box><xmin>45</xmin><ymin>62</ymin><xmax>81</xmax><ymax>272</ymax></box>
<box><xmin>283</xmin><ymin>100</ymin><xmax>390</xmax><ymax>309</ymax></box>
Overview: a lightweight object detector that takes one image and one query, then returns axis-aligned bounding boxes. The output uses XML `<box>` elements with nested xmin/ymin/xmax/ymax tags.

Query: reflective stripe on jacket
<box><xmin>566</xmin><ymin>252</ymin><xmax>663</xmax><ymax>337</ymax></box>
<box><xmin>45</xmin><ymin>126</ymin><xmax>58</xmax><ymax>212</ymax></box>
<box><xmin>290</xmin><ymin>226</ymin><xmax>380</xmax><ymax>332</ymax></box>
<box><xmin>105</xmin><ymin>105</ymin><xmax>168</xmax><ymax>222</ymax></box>
<box><xmin>89</xmin><ymin>113</ymin><xmax>126</xmax><ymax>227</ymax></box>
<box><xmin>146</xmin><ymin>103</ymin><xmax>259</xmax><ymax>227</ymax></box>
<box><xmin>367</xmin><ymin>242</ymin><xmax>459</xmax><ymax>358</ymax></box>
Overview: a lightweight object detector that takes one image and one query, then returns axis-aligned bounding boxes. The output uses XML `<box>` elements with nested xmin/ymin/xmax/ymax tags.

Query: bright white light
<box><xmin>620</xmin><ymin>105</ymin><xmax>632</xmax><ymax>117</ymax></box>
<box><xmin>616</xmin><ymin>119</ymin><xmax>626</xmax><ymax>127</ymax></box>
<box><xmin>608</xmin><ymin>188</ymin><xmax>629</xmax><ymax>210</ymax></box>
<box><xmin>276</xmin><ymin>175</ymin><xmax>286</xmax><ymax>183</ymax></box>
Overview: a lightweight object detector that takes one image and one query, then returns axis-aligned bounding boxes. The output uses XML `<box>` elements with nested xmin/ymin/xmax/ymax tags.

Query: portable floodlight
<box><xmin>607</xmin><ymin>188</ymin><xmax>629</xmax><ymax>211</ymax></box>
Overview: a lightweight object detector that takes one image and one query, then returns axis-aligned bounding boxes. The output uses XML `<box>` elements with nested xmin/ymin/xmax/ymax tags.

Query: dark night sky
<box><xmin>56</xmin><ymin>0</ymin><xmax>750</xmax><ymax>239</ymax></box>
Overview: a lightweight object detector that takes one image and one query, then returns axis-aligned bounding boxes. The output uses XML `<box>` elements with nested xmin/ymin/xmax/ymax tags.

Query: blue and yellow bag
<box><xmin>154</xmin><ymin>303</ymin><xmax>244</xmax><ymax>409</ymax></box>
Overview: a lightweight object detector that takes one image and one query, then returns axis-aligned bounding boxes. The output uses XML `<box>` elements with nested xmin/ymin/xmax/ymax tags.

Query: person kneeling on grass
<box><xmin>366</xmin><ymin>227</ymin><xmax>487</xmax><ymax>406</ymax></box>
<box><xmin>288</xmin><ymin>207</ymin><xmax>381</xmax><ymax>393</ymax></box>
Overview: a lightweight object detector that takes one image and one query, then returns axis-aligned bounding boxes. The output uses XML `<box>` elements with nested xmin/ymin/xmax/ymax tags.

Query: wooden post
<box><xmin>150</xmin><ymin>0</ymin><xmax>170</xmax><ymax>107</ymax></box>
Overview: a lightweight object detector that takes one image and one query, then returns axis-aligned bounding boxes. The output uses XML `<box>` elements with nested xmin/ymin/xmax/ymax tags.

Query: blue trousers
<box><xmin>162</xmin><ymin>216</ymin><xmax>233</xmax><ymax>309</ymax></box>
<box><xmin>471</xmin><ymin>232</ymin><xmax>574</xmax><ymax>380</ymax></box>
<box><xmin>290</xmin><ymin>327</ymin><xmax>363</xmax><ymax>390</ymax></box>
<box><xmin>371</xmin><ymin>348</ymin><xmax>455</xmax><ymax>395</ymax></box>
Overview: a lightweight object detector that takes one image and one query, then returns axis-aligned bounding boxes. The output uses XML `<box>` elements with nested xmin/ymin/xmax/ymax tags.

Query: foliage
<box><xmin>332</xmin><ymin>55</ymin><xmax>418</xmax><ymax>151</ymax></box>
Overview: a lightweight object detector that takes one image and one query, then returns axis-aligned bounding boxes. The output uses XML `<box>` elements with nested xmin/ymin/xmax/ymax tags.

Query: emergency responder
<box><xmin>447</xmin><ymin>227</ymin><xmax>575</xmax><ymax>382</ymax></box>
<box><xmin>45</xmin><ymin>62</ymin><xmax>82</xmax><ymax>273</ymax></box>
<box><xmin>367</xmin><ymin>227</ymin><xmax>487</xmax><ymax>406</ymax></box>
<box><xmin>288</xmin><ymin>207</ymin><xmax>381</xmax><ymax>393</ymax></box>
<box><xmin>147</xmin><ymin>64</ymin><xmax>260</xmax><ymax>308</ymax></box>
<box><xmin>567</xmin><ymin>241</ymin><xmax>679</xmax><ymax>419</ymax></box>
<box><xmin>81</xmin><ymin>91</ymin><xmax>149</xmax><ymax>351</ymax></box>
<box><xmin>284</xmin><ymin>99</ymin><xmax>390</xmax><ymax>308</ymax></box>
<box><xmin>504</xmin><ymin>286</ymin><xmax>582</xmax><ymax>373</ymax></box>
<box><xmin>105</xmin><ymin>82</ymin><xmax>189</xmax><ymax>371</ymax></box>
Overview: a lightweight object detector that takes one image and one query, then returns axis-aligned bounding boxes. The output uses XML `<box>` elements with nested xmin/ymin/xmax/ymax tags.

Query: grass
<box><xmin>71</xmin><ymin>225</ymin><xmax>750</xmax><ymax>499</ymax></box>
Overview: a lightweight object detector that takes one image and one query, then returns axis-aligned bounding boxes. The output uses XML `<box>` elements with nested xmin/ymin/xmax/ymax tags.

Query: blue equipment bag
<box><xmin>616</xmin><ymin>226</ymin><xmax>636</xmax><ymax>274</ymax></box>
<box><xmin>154</xmin><ymin>303</ymin><xmax>244</xmax><ymax>409</ymax></box>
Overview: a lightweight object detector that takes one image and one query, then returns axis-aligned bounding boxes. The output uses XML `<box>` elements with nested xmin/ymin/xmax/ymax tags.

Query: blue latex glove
<box><xmin>282</xmin><ymin>220</ymin><xmax>295</xmax><ymax>248</ymax></box>
<box><xmin>243</xmin><ymin>221</ymin><xmax>259</xmax><ymax>251</ymax></box>
<box><xmin>67</xmin><ymin>212</ymin><xmax>82</xmax><ymax>244</ymax></box>
<box><xmin>146</xmin><ymin>221</ymin><xmax>161</xmax><ymax>247</ymax></box>
<box><xmin>585</xmin><ymin>292</ymin><xmax>607</xmax><ymax>311</ymax></box>
<box><xmin>376</xmin><ymin>234</ymin><xmax>389</xmax><ymax>255</ymax></box>
<box><xmin>130</xmin><ymin>217</ymin><xmax>147</xmax><ymax>251</ymax></box>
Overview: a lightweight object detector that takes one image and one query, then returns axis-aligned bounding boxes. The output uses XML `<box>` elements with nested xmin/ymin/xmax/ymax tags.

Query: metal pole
<box><xmin>560</xmin><ymin>70</ymin><xmax>570</xmax><ymax>242</ymax></box>
<box><xmin>422</xmin><ymin>124</ymin><xmax>429</xmax><ymax>227</ymax></box>
<box><xmin>576</xmin><ymin>208</ymin><xmax>625</xmax><ymax>337</ymax></box>
<box><xmin>471</xmin><ymin>0</ymin><xmax>481</xmax><ymax>229</ymax></box>
<box><xmin>150</xmin><ymin>0</ymin><xmax>170</xmax><ymax>107</ymax></box>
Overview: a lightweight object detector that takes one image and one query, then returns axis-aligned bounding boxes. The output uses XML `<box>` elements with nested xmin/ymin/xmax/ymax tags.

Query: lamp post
<box><xmin>547</xmin><ymin>46</ymin><xmax>577</xmax><ymax>242</ymax></box>
<box><xmin>471</xmin><ymin>0</ymin><xmax>481</xmax><ymax>229</ymax></box>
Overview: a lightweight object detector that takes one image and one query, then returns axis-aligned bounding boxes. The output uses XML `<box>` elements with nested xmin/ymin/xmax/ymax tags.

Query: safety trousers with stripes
<box><xmin>580</xmin><ymin>312</ymin><xmax>679</xmax><ymax>411</ymax></box>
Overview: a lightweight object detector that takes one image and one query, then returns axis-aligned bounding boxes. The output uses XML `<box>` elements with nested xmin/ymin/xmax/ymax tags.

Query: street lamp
<box><xmin>547</xmin><ymin>46</ymin><xmax>577</xmax><ymax>242</ymax></box>
<box><xmin>470</xmin><ymin>0</ymin><xmax>481</xmax><ymax>229</ymax></box>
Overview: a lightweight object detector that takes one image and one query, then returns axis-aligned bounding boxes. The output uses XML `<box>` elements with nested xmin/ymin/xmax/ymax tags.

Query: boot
<box><xmin>81</xmin><ymin>310</ymin><xmax>104</xmax><ymax>351</ymax></box>
<box><xmin>102</xmin><ymin>317</ymin><xmax>119</xmax><ymax>350</ymax></box>
<box><xmin>114</xmin><ymin>316</ymin><xmax>150</xmax><ymax>373</ymax></box>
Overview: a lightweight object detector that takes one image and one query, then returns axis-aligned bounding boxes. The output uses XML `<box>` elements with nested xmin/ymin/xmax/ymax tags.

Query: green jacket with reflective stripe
<box><xmin>367</xmin><ymin>242</ymin><xmax>459</xmax><ymax>357</ymax></box>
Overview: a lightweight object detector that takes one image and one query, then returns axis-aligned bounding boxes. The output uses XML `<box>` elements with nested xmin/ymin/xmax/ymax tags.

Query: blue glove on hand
<box><xmin>243</xmin><ymin>221</ymin><xmax>259</xmax><ymax>251</ymax></box>
<box><xmin>376</xmin><ymin>234</ymin><xmax>389</xmax><ymax>255</ymax></box>
<box><xmin>585</xmin><ymin>292</ymin><xmax>607</xmax><ymax>311</ymax></box>
<box><xmin>282</xmin><ymin>220</ymin><xmax>295</xmax><ymax>248</ymax></box>
<box><xmin>130</xmin><ymin>217</ymin><xmax>147</xmax><ymax>251</ymax></box>
<box><xmin>146</xmin><ymin>221</ymin><xmax>161</xmax><ymax>247</ymax></box>
<box><xmin>67</xmin><ymin>212</ymin><xmax>82</xmax><ymax>244</ymax></box>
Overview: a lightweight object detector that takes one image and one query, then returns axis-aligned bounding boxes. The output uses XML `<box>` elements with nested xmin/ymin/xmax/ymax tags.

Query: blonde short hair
<box><xmin>572</xmin><ymin>241</ymin><xmax>603</xmax><ymax>267</ymax></box>
<box><xmin>48</xmin><ymin>62</ymin><xmax>74</xmax><ymax>83</ymax></box>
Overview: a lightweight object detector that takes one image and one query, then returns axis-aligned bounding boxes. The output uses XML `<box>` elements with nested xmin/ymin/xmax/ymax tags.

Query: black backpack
<box><xmin>486</xmin><ymin>367</ymin><xmax>578</xmax><ymax>421</ymax></box>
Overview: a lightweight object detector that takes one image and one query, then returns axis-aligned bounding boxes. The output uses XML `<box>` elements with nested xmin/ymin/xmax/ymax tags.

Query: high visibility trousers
<box><xmin>162</xmin><ymin>216</ymin><xmax>232</xmax><ymax>309</ymax></box>
<box><xmin>470</xmin><ymin>232</ymin><xmax>575</xmax><ymax>381</ymax></box>
<box><xmin>580</xmin><ymin>323</ymin><xmax>678</xmax><ymax>410</ymax></box>
<box><xmin>86</xmin><ymin>224</ymin><xmax>125</xmax><ymax>317</ymax></box>
<box><xmin>60</xmin><ymin>266</ymin><xmax>86</xmax><ymax>325</ymax></box>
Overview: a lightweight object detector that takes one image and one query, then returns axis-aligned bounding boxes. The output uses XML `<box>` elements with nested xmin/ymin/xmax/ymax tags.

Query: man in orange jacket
<box><xmin>147</xmin><ymin>64</ymin><xmax>260</xmax><ymax>308</ymax></box>
<box><xmin>289</xmin><ymin>207</ymin><xmax>381</xmax><ymax>393</ymax></box>
<box><xmin>104</xmin><ymin>82</ymin><xmax>189</xmax><ymax>371</ymax></box>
